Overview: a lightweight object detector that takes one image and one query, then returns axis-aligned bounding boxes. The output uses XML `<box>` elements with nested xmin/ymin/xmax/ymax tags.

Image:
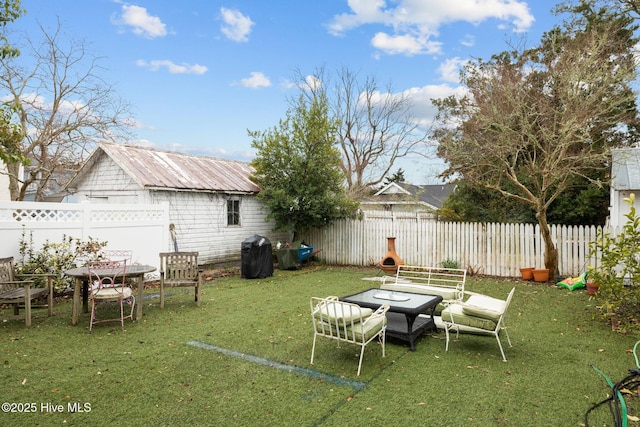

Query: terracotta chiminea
<box><xmin>379</xmin><ymin>237</ymin><xmax>404</xmax><ymax>275</ymax></box>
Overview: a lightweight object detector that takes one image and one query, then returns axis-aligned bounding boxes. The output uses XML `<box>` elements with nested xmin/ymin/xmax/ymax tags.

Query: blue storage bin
<box><xmin>297</xmin><ymin>246</ymin><xmax>313</xmax><ymax>261</ymax></box>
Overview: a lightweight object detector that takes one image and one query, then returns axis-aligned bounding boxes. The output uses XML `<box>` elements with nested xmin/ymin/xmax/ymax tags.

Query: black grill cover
<box><xmin>241</xmin><ymin>235</ymin><xmax>274</xmax><ymax>279</ymax></box>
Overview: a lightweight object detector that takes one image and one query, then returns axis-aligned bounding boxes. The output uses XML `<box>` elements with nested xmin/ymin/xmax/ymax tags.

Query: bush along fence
<box><xmin>305</xmin><ymin>210</ymin><xmax>604</xmax><ymax>278</ymax></box>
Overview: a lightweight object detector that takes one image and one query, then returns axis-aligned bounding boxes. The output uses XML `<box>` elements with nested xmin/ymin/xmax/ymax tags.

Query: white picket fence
<box><xmin>305</xmin><ymin>211</ymin><xmax>604</xmax><ymax>278</ymax></box>
<box><xmin>0</xmin><ymin>203</ymin><xmax>610</xmax><ymax>278</ymax></box>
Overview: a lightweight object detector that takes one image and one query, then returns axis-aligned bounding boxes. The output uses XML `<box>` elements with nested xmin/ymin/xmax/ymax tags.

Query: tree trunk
<box><xmin>536</xmin><ymin>207</ymin><xmax>559</xmax><ymax>281</ymax></box>
<box><xmin>7</xmin><ymin>161</ymin><xmax>20</xmax><ymax>201</ymax></box>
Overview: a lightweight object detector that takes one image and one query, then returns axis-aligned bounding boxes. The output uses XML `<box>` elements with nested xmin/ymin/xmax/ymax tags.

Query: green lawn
<box><xmin>1</xmin><ymin>265</ymin><xmax>638</xmax><ymax>426</ymax></box>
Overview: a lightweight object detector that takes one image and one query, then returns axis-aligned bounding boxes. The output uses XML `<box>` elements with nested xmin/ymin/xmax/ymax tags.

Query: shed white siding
<box><xmin>70</xmin><ymin>148</ymin><xmax>289</xmax><ymax>264</ymax></box>
<box><xmin>610</xmin><ymin>148</ymin><xmax>640</xmax><ymax>229</ymax></box>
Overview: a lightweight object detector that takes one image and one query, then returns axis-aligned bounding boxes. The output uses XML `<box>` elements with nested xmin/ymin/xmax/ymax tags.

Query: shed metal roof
<box><xmin>611</xmin><ymin>148</ymin><xmax>640</xmax><ymax>191</ymax></box>
<box><xmin>70</xmin><ymin>142</ymin><xmax>260</xmax><ymax>194</ymax></box>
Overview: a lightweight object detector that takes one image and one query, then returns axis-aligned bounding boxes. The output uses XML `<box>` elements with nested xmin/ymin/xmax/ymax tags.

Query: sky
<box><xmin>10</xmin><ymin>0</ymin><xmax>562</xmax><ymax>184</ymax></box>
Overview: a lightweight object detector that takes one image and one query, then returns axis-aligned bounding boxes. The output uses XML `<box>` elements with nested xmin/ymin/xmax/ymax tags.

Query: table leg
<box><xmin>135</xmin><ymin>273</ymin><xmax>144</xmax><ymax>321</ymax></box>
<box><xmin>72</xmin><ymin>277</ymin><xmax>81</xmax><ymax>325</ymax></box>
<box><xmin>46</xmin><ymin>276</ymin><xmax>53</xmax><ymax>316</ymax></box>
<box><xmin>405</xmin><ymin>314</ymin><xmax>418</xmax><ymax>351</ymax></box>
<box><xmin>82</xmin><ymin>281</ymin><xmax>89</xmax><ymax>313</ymax></box>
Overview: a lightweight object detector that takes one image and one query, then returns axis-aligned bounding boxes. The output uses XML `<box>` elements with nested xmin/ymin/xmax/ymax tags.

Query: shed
<box><xmin>63</xmin><ymin>142</ymin><xmax>289</xmax><ymax>265</ymax></box>
<box><xmin>610</xmin><ymin>148</ymin><xmax>640</xmax><ymax>229</ymax></box>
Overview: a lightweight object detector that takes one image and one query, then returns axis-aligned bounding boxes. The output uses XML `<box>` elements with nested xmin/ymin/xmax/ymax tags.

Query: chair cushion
<box><xmin>94</xmin><ymin>287</ymin><xmax>133</xmax><ymax>299</ymax></box>
<box><xmin>380</xmin><ymin>283</ymin><xmax>459</xmax><ymax>300</ymax></box>
<box><xmin>441</xmin><ymin>304</ymin><xmax>496</xmax><ymax>331</ymax></box>
<box><xmin>461</xmin><ymin>295</ymin><xmax>506</xmax><ymax>322</ymax></box>
<box><xmin>313</xmin><ymin>302</ymin><xmax>373</xmax><ymax>326</ymax></box>
<box><xmin>345</xmin><ymin>315</ymin><xmax>387</xmax><ymax>342</ymax></box>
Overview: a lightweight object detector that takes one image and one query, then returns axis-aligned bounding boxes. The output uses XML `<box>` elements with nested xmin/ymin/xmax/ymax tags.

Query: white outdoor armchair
<box><xmin>441</xmin><ymin>287</ymin><xmax>516</xmax><ymax>361</ymax></box>
<box><xmin>310</xmin><ymin>296</ymin><xmax>389</xmax><ymax>376</ymax></box>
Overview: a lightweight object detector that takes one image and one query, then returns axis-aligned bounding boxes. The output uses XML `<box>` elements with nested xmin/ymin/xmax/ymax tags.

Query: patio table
<box><xmin>64</xmin><ymin>264</ymin><xmax>156</xmax><ymax>325</ymax></box>
<box><xmin>340</xmin><ymin>288</ymin><xmax>443</xmax><ymax>351</ymax></box>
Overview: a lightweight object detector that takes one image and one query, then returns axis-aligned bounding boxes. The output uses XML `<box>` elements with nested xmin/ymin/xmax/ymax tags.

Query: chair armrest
<box><xmin>16</xmin><ymin>274</ymin><xmax>55</xmax><ymax>292</ymax></box>
<box><xmin>1</xmin><ymin>280</ymin><xmax>33</xmax><ymax>285</ymax></box>
<box><xmin>16</xmin><ymin>273</ymin><xmax>58</xmax><ymax>277</ymax></box>
<box><xmin>381</xmin><ymin>275</ymin><xmax>394</xmax><ymax>286</ymax></box>
<box><xmin>363</xmin><ymin>304</ymin><xmax>389</xmax><ymax>325</ymax></box>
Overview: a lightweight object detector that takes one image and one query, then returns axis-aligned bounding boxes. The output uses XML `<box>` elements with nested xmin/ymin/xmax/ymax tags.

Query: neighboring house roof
<box><xmin>65</xmin><ymin>142</ymin><xmax>260</xmax><ymax>194</ymax></box>
<box><xmin>611</xmin><ymin>148</ymin><xmax>640</xmax><ymax>190</ymax></box>
<box><xmin>363</xmin><ymin>182</ymin><xmax>456</xmax><ymax>210</ymax></box>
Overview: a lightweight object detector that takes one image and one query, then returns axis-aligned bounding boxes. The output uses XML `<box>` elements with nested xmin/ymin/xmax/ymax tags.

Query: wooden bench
<box><xmin>0</xmin><ymin>257</ymin><xmax>54</xmax><ymax>326</ymax></box>
<box><xmin>380</xmin><ymin>265</ymin><xmax>467</xmax><ymax>313</ymax></box>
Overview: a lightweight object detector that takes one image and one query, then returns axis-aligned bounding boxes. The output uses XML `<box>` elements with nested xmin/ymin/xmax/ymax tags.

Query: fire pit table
<box><xmin>340</xmin><ymin>288</ymin><xmax>443</xmax><ymax>351</ymax></box>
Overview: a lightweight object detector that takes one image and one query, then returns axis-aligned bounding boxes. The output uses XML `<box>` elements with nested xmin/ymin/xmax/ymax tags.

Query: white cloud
<box><xmin>240</xmin><ymin>72</ymin><xmax>271</xmax><ymax>89</ymax></box>
<box><xmin>371</xmin><ymin>32</ymin><xmax>441</xmax><ymax>56</ymax></box>
<box><xmin>112</xmin><ymin>4</ymin><xmax>167</xmax><ymax>39</ymax></box>
<box><xmin>403</xmin><ymin>84</ymin><xmax>468</xmax><ymax>127</ymax></box>
<box><xmin>460</xmin><ymin>34</ymin><xmax>475</xmax><ymax>47</ymax></box>
<box><xmin>220</xmin><ymin>7</ymin><xmax>254</xmax><ymax>42</ymax></box>
<box><xmin>438</xmin><ymin>57</ymin><xmax>469</xmax><ymax>83</ymax></box>
<box><xmin>327</xmin><ymin>0</ymin><xmax>534</xmax><ymax>56</ymax></box>
<box><xmin>136</xmin><ymin>59</ymin><xmax>208</xmax><ymax>75</ymax></box>
<box><xmin>302</xmin><ymin>75</ymin><xmax>322</xmax><ymax>91</ymax></box>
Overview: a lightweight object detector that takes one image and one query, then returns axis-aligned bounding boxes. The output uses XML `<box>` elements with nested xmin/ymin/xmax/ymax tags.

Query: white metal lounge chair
<box><xmin>310</xmin><ymin>296</ymin><xmax>389</xmax><ymax>376</ymax></box>
<box><xmin>441</xmin><ymin>287</ymin><xmax>515</xmax><ymax>361</ymax></box>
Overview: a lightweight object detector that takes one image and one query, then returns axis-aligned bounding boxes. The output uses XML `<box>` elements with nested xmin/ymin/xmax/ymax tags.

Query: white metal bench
<box><xmin>380</xmin><ymin>265</ymin><xmax>466</xmax><ymax>311</ymax></box>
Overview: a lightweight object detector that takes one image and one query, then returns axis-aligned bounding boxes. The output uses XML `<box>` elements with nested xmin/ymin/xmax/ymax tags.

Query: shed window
<box><xmin>227</xmin><ymin>199</ymin><xmax>240</xmax><ymax>226</ymax></box>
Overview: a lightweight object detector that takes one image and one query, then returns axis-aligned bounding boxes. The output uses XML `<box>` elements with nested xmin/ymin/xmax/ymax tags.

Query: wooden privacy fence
<box><xmin>305</xmin><ymin>211</ymin><xmax>604</xmax><ymax>278</ymax></box>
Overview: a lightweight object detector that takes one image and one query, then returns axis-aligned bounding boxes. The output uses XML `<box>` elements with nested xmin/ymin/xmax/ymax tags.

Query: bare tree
<box><xmin>294</xmin><ymin>67</ymin><xmax>429</xmax><ymax>197</ymax></box>
<box><xmin>432</xmin><ymin>4</ymin><xmax>639</xmax><ymax>278</ymax></box>
<box><xmin>0</xmin><ymin>20</ymin><xmax>132</xmax><ymax>200</ymax></box>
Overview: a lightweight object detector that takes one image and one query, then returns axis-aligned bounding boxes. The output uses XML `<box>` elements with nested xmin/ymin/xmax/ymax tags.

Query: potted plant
<box><xmin>532</xmin><ymin>268</ymin><xmax>550</xmax><ymax>282</ymax></box>
<box><xmin>585</xmin><ymin>279</ymin><xmax>600</xmax><ymax>296</ymax></box>
<box><xmin>520</xmin><ymin>267</ymin><xmax>534</xmax><ymax>280</ymax></box>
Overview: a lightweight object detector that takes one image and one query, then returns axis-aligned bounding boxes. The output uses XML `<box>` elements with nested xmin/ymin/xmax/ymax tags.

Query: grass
<box><xmin>2</xmin><ymin>264</ymin><xmax>639</xmax><ymax>426</ymax></box>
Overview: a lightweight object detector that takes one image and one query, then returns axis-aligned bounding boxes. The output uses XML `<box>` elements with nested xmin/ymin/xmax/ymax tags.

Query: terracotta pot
<box><xmin>532</xmin><ymin>269</ymin><xmax>549</xmax><ymax>282</ymax></box>
<box><xmin>586</xmin><ymin>281</ymin><xmax>600</xmax><ymax>295</ymax></box>
<box><xmin>520</xmin><ymin>267</ymin><xmax>534</xmax><ymax>280</ymax></box>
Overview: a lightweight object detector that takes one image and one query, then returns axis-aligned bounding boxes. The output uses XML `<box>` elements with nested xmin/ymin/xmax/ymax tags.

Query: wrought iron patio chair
<box><xmin>0</xmin><ymin>256</ymin><xmax>54</xmax><ymax>326</ymax></box>
<box><xmin>88</xmin><ymin>260</ymin><xmax>135</xmax><ymax>332</ymax></box>
<box><xmin>102</xmin><ymin>249</ymin><xmax>133</xmax><ymax>263</ymax></box>
<box><xmin>159</xmin><ymin>252</ymin><xmax>201</xmax><ymax>308</ymax></box>
<box><xmin>310</xmin><ymin>296</ymin><xmax>389</xmax><ymax>376</ymax></box>
<box><xmin>441</xmin><ymin>287</ymin><xmax>516</xmax><ymax>361</ymax></box>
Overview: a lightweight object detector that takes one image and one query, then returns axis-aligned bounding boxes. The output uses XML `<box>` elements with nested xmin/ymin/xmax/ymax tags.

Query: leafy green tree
<box><xmin>439</xmin><ymin>182</ymin><xmax>534</xmax><ymax>223</ymax></box>
<box><xmin>249</xmin><ymin>91</ymin><xmax>358</xmax><ymax>239</ymax></box>
<box><xmin>589</xmin><ymin>193</ymin><xmax>640</xmax><ymax>334</ymax></box>
<box><xmin>383</xmin><ymin>168</ymin><xmax>406</xmax><ymax>185</ymax></box>
<box><xmin>441</xmin><ymin>175</ymin><xmax>609</xmax><ymax>225</ymax></box>
<box><xmin>432</xmin><ymin>1</ymin><xmax>640</xmax><ymax>278</ymax></box>
<box><xmin>0</xmin><ymin>0</ymin><xmax>25</xmax><ymax>166</ymax></box>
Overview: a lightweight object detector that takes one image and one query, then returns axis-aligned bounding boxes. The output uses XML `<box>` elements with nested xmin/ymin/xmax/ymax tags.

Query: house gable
<box><xmin>363</xmin><ymin>182</ymin><xmax>456</xmax><ymax>212</ymax></box>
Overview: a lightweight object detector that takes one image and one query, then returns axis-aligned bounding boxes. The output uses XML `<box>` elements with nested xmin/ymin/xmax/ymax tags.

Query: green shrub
<box><xmin>16</xmin><ymin>229</ymin><xmax>107</xmax><ymax>293</ymax></box>
<box><xmin>589</xmin><ymin>193</ymin><xmax>640</xmax><ymax>333</ymax></box>
<box><xmin>441</xmin><ymin>259</ymin><xmax>460</xmax><ymax>269</ymax></box>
